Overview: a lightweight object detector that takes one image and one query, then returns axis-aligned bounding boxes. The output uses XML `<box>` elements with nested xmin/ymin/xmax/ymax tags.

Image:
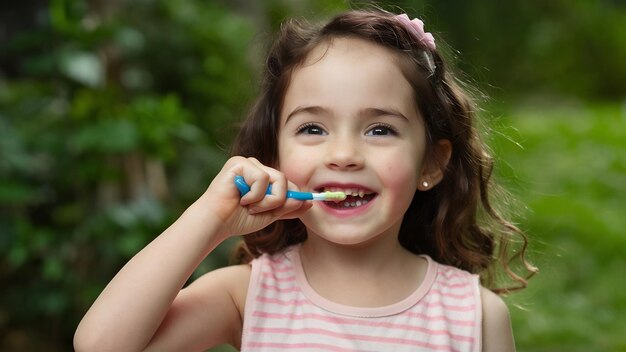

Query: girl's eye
<box><xmin>296</xmin><ymin>123</ymin><xmax>327</xmax><ymax>135</ymax></box>
<box><xmin>366</xmin><ymin>124</ymin><xmax>398</xmax><ymax>136</ymax></box>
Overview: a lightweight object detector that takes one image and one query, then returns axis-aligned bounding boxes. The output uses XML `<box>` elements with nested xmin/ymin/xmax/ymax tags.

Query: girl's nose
<box><xmin>324</xmin><ymin>136</ymin><xmax>365</xmax><ymax>170</ymax></box>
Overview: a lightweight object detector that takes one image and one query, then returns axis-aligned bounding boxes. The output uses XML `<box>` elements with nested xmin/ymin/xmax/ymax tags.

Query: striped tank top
<box><xmin>241</xmin><ymin>245</ymin><xmax>482</xmax><ymax>351</ymax></box>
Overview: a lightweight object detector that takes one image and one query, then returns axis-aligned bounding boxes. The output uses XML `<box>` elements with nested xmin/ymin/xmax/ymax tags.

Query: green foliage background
<box><xmin>1</xmin><ymin>0</ymin><xmax>624</xmax><ymax>351</ymax></box>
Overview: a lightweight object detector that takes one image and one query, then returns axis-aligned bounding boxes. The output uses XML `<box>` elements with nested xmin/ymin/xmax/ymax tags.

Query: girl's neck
<box><xmin>298</xmin><ymin>231</ymin><xmax>427</xmax><ymax>307</ymax></box>
<box><xmin>300</xmin><ymin>234</ymin><xmax>409</xmax><ymax>275</ymax></box>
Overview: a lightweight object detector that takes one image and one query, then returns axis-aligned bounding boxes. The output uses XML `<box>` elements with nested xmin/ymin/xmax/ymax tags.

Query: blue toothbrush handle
<box><xmin>233</xmin><ymin>175</ymin><xmax>313</xmax><ymax>200</ymax></box>
<box><xmin>286</xmin><ymin>190</ymin><xmax>313</xmax><ymax>200</ymax></box>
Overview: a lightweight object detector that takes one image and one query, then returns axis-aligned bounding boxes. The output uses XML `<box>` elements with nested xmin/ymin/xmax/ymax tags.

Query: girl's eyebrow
<box><xmin>360</xmin><ymin>107</ymin><xmax>409</xmax><ymax>121</ymax></box>
<box><xmin>285</xmin><ymin>106</ymin><xmax>409</xmax><ymax>122</ymax></box>
<box><xmin>285</xmin><ymin>105</ymin><xmax>329</xmax><ymax>123</ymax></box>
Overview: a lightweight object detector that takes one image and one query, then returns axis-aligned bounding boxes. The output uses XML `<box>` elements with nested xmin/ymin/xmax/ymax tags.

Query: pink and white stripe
<box><xmin>241</xmin><ymin>246</ymin><xmax>482</xmax><ymax>351</ymax></box>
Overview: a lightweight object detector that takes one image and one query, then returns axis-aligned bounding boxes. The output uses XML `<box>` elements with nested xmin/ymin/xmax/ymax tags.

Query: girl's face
<box><xmin>278</xmin><ymin>37</ymin><xmax>429</xmax><ymax>246</ymax></box>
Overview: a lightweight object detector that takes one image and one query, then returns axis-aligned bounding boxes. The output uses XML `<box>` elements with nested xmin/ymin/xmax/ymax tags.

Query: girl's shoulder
<box><xmin>431</xmin><ymin>259</ymin><xmax>515</xmax><ymax>351</ymax></box>
<box><xmin>479</xmin><ymin>286</ymin><xmax>515</xmax><ymax>351</ymax></box>
<box><xmin>204</xmin><ymin>248</ymin><xmax>295</xmax><ymax>319</ymax></box>
<box><xmin>431</xmin><ymin>260</ymin><xmax>511</xmax><ymax>317</ymax></box>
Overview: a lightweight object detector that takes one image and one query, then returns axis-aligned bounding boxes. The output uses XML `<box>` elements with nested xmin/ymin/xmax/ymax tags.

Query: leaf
<box><xmin>59</xmin><ymin>51</ymin><xmax>104</xmax><ymax>88</ymax></box>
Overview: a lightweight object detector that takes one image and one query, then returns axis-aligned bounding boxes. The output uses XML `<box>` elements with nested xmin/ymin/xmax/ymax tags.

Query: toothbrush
<box><xmin>234</xmin><ymin>175</ymin><xmax>346</xmax><ymax>201</ymax></box>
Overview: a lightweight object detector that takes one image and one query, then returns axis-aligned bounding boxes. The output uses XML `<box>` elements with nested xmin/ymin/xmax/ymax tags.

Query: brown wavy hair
<box><xmin>230</xmin><ymin>9</ymin><xmax>536</xmax><ymax>293</ymax></box>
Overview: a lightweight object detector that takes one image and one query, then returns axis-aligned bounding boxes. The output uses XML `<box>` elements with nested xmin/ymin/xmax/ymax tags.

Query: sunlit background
<box><xmin>1</xmin><ymin>1</ymin><xmax>625</xmax><ymax>351</ymax></box>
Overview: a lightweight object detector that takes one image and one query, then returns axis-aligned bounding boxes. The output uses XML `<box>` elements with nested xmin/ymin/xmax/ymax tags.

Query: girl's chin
<box><xmin>302</xmin><ymin>223</ymin><xmax>391</xmax><ymax>247</ymax></box>
<box><xmin>310</xmin><ymin>234</ymin><xmax>379</xmax><ymax>247</ymax></box>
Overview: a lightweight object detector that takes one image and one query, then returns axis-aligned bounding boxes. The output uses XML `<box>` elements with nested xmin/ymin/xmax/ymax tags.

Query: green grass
<box><xmin>492</xmin><ymin>103</ymin><xmax>626</xmax><ymax>351</ymax></box>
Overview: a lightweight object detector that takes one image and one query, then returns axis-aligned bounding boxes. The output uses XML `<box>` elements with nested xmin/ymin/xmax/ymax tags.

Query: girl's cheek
<box><xmin>277</xmin><ymin>153</ymin><xmax>310</xmax><ymax>186</ymax></box>
<box><xmin>384</xmin><ymin>164</ymin><xmax>417</xmax><ymax>189</ymax></box>
<box><xmin>381</xmin><ymin>152</ymin><xmax>423</xmax><ymax>189</ymax></box>
<box><xmin>280</xmin><ymin>164</ymin><xmax>300</xmax><ymax>182</ymax></box>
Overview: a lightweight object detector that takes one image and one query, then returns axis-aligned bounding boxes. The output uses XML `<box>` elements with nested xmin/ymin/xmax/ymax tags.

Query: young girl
<box><xmin>75</xmin><ymin>9</ymin><xmax>535</xmax><ymax>352</ymax></box>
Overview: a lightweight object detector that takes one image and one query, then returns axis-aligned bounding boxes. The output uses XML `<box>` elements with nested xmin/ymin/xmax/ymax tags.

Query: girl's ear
<box><xmin>417</xmin><ymin>139</ymin><xmax>452</xmax><ymax>191</ymax></box>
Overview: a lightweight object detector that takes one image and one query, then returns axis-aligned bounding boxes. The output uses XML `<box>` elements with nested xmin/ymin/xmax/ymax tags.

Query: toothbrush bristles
<box><xmin>322</xmin><ymin>191</ymin><xmax>346</xmax><ymax>201</ymax></box>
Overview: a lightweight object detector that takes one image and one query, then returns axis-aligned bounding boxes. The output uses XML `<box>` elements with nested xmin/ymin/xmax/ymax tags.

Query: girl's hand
<box><xmin>198</xmin><ymin>156</ymin><xmax>311</xmax><ymax>238</ymax></box>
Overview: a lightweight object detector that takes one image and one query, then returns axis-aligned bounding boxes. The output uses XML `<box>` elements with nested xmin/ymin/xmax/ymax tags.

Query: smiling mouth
<box><xmin>317</xmin><ymin>187</ymin><xmax>377</xmax><ymax>209</ymax></box>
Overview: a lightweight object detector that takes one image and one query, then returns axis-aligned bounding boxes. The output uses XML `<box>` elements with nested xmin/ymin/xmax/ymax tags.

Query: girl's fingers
<box><xmin>237</xmin><ymin>159</ymin><xmax>271</xmax><ymax>206</ymax></box>
<box><xmin>249</xmin><ymin>159</ymin><xmax>289</xmax><ymax>211</ymax></box>
<box><xmin>210</xmin><ymin>156</ymin><xmax>310</xmax><ymax>237</ymax></box>
<box><xmin>241</xmin><ymin>158</ymin><xmax>288</xmax><ymax>212</ymax></box>
<box><xmin>233</xmin><ymin>157</ymin><xmax>311</xmax><ymax>220</ymax></box>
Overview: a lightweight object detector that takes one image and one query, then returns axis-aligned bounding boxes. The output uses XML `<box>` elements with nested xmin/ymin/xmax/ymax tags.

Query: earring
<box><xmin>422</xmin><ymin>181</ymin><xmax>429</xmax><ymax>188</ymax></box>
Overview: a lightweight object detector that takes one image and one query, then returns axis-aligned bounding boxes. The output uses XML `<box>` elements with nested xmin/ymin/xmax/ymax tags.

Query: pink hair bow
<box><xmin>395</xmin><ymin>14</ymin><xmax>436</xmax><ymax>50</ymax></box>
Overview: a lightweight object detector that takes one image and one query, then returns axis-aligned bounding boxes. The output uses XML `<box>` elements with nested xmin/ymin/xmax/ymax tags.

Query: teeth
<box><xmin>339</xmin><ymin>199</ymin><xmax>369</xmax><ymax>208</ymax></box>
